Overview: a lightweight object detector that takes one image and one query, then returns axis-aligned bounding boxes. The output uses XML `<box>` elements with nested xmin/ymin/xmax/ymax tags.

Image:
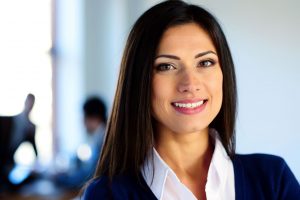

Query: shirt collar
<box><xmin>141</xmin><ymin>129</ymin><xmax>232</xmax><ymax>199</ymax></box>
<box><xmin>205</xmin><ymin>129</ymin><xmax>232</xmax><ymax>197</ymax></box>
<box><xmin>141</xmin><ymin>146</ymin><xmax>169</xmax><ymax>198</ymax></box>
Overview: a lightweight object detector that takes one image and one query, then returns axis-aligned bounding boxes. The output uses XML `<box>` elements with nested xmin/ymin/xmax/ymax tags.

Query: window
<box><xmin>0</xmin><ymin>0</ymin><xmax>52</xmax><ymax>166</ymax></box>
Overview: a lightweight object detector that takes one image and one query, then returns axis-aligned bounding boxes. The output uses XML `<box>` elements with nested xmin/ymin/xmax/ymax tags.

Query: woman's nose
<box><xmin>177</xmin><ymin>70</ymin><xmax>201</xmax><ymax>93</ymax></box>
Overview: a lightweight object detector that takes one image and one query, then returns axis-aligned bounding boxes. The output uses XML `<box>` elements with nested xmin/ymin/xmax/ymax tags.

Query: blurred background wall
<box><xmin>1</xmin><ymin>0</ymin><xmax>299</xmax><ymax>182</ymax></box>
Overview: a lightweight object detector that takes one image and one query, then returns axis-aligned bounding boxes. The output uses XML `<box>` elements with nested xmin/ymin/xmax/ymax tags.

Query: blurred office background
<box><xmin>0</xmin><ymin>0</ymin><xmax>299</xmax><ymax>199</ymax></box>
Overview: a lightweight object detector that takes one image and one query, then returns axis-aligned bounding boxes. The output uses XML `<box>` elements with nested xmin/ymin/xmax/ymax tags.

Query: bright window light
<box><xmin>0</xmin><ymin>0</ymin><xmax>52</xmax><ymax>166</ymax></box>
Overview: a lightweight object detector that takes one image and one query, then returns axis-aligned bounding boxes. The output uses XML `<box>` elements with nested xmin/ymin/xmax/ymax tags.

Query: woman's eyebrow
<box><xmin>155</xmin><ymin>54</ymin><xmax>180</xmax><ymax>60</ymax></box>
<box><xmin>155</xmin><ymin>50</ymin><xmax>217</xmax><ymax>60</ymax></box>
<box><xmin>194</xmin><ymin>50</ymin><xmax>217</xmax><ymax>58</ymax></box>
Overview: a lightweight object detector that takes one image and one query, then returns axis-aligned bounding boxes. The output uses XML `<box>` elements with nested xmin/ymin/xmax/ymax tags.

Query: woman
<box><xmin>83</xmin><ymin>1</ymin><xmax>300</xmax><ymax>199</ymax></box>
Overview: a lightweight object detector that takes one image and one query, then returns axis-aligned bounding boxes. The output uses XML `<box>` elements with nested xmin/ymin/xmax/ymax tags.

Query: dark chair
<box><xmin>0</xmin><ymin>116</ymin><xmax>14</xmax><ymax>189</ymax></box>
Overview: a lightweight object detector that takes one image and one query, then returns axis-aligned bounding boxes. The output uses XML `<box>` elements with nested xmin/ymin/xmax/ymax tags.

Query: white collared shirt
<box><xmin>141</xmin><ymin>129</ymin><xmax>235</xmax><ymax>200</ymax></box>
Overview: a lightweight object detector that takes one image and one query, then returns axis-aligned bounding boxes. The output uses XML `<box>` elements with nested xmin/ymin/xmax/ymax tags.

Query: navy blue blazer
<box><xmin>83</xmin><ymin>154</ymin><xmax>300</xmax><ymax>199</ymax></box>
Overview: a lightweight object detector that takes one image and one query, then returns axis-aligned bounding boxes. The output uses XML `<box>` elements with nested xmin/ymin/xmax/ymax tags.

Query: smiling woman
<box><xmin>83</xmin><ymin>0</ymin><xmax>300</xmax><ymax>199</ymax></box>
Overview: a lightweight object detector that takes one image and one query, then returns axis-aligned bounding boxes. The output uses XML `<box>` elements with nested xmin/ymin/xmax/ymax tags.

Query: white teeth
<box><xmin>174</xmin><ymin>100</ymin><xmax>204</xmax><ymax>108</ymax></box>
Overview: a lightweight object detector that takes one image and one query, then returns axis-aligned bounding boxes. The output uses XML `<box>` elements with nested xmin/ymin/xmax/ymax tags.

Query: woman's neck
<box><xmin>155</xmin><ymin>128</ymin><xmax>213</xmax><ymax>200</ymax></box>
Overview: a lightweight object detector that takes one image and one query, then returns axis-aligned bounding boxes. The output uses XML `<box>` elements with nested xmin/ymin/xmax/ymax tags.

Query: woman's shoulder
<box><xmin>233</xmin><ymin>153</ymin><xmax>295</xmax><ymax>180</ymax></box>
<box><xmin>83</xmin><ymin>174</ymin><xmax>157</xmax><ymax>200</ymax></box>
<box><xmin>83</xmin><ymin>176</ymin><xmax>111</xmax><ymax>199</ymax></box>
<box><xmin>233</xmin><ymin>153</ymin><xmax>300</xmax><ymax>199</ymax></box>
<box><xmin>234</xmin><ymin>153</ymin><xmax>286</xmax><ymax>167</ymax></box>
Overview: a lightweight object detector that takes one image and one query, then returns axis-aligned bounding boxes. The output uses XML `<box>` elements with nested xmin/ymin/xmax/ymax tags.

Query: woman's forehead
<box><xmin>156</xmin><ymin>23</ymin><xmax>216</xmax><ymax>55</ymax></box>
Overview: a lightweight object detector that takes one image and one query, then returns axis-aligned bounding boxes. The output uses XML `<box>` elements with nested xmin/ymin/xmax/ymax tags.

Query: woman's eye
<box><xmin>199</xmin><ymin>60</ymin><xmax>215</xmax><ymax>67</ymax></box>
<box><xmin>156</xmin><ymin>63</ymin><xmax>176</xmax><ymax>71</ymax></box>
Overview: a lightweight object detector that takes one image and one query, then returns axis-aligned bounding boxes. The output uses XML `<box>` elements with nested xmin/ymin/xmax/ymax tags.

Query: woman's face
<box><xmin>151</xmin><ymin>23</ymin><xmax>223</xmax><ymax>135</ymax></box>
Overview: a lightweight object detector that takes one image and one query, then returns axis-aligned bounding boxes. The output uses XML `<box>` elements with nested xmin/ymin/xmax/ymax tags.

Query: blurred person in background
<box><xmin>81</xmin><ymin>96</ymin><xmax>107</xmax><ymax>176</ymax></box>
<box><xmin>54</xmin><ymin>96</ymin><xmax>107</xmax><ymax>189</ymax></box>
<box><xmin>0</xmin><ymin>93</ymin><xmax>37</xmax><ymax>191</ymax></box>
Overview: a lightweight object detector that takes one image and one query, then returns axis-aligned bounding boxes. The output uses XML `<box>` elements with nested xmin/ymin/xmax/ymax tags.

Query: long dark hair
<box><xmin>95</xmin><ymin>0</ymin><xmax>237</xmax><ymax>180</ymax></box>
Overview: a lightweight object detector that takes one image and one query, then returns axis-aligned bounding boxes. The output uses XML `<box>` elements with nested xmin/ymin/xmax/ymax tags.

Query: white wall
<box><xmin>84</xmin><ymin>0</ymin><xmax>127</xmax><ymax>105</ymax></box>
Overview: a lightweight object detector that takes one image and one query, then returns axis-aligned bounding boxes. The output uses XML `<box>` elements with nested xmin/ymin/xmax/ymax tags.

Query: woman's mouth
<box><xmin>171</xmin><ymin>99</ymin><xmax>208</xmax><ymax>114</ymax></box>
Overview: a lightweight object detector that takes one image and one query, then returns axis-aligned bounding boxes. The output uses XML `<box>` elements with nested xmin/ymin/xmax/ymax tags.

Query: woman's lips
<box><xmin>171</xmin><ymin>99</ymin><xmax>208</xmax><ymax>115</ymax></box>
